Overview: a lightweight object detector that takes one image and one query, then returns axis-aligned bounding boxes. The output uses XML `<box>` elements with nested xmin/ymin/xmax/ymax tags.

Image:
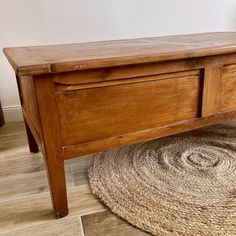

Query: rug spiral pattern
<box><xmin>88</xmin><ymin>125</ymin><xmax>236</xmax><ymax>235</ymax></box>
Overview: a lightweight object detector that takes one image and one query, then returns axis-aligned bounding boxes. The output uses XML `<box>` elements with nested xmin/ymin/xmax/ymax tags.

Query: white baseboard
<box><xmin>2</xmin><ymin>105</ymin><xmax>23</xmax><ymax>122</ymax></box>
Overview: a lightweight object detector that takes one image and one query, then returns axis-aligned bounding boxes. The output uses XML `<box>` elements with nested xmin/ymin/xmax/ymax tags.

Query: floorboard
<box><xmin>0</xmin><ymin>122</ymin><xmax>150</xmax><ymax>235</ymax></box>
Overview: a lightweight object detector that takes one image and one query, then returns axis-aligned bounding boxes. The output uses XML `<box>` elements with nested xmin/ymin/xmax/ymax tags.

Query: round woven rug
<box><xmin>88</xmin><ymin>124</ymin><xmax>236</xmax><ymax>236</ymax></box>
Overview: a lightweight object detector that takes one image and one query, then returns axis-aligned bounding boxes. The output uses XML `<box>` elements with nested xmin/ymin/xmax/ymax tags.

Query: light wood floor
<box><xmin>0</xmin><ymin>122</ymin><xmax>150</xmax><ymax>236</ymax></box>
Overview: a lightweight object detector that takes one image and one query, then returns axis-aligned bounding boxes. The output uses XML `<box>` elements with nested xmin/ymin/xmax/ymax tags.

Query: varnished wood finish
<box><xmin>63</xmin><ymin>110</ymin><xmax>236</xmax><ymax>158</ymax></box>
<box><xmin>202</xmin><ymin>67</ymin><xmax>222</xmax><ymax>116</ymax></box>
<box><xmin>54</xmin><ymin>70</ymin><xmax>200</xmax><ymax>91</ymax></box>
<box><xmin>57</xmin><ymin>71</ymin><xmax>201</xmax><ymax>146</ymax></box>
<box><xmin>34</xmin><ymin>76</ymin><xmax>68</xmax><ymax>218</ymax></box>
<box><xmin>63</xmin><ymin>111</ymin><xmax>236</xmax><ymax>159</ymax></box>
<box><xmin>4</xmin><ymin>32</ymin><xmax>236</xmax><ymax>218</ymax></box>
<box><xmin>24</xmin><ymin>119</ymin><xmax>38</xmax><ymax>153</ymax></box>
<box><xmin>15</xmin><ymin>74</ymin><xmax>41</xmax><ymax>153</ymax></box>
<box><xmin>51</xmin><ymin>53</ymin><xmax>236</xmax><ymax>87</ymax></box>
<box><xmin>4</xmin><ymin>32</ymin><xmax>236</xmax><ymax>76</ymax></box>
<box><xmin>220</xmin><ymin>64</ymin><xmax>236</xmax><ymax>112</ymax></box>
<box><xmin>18</xmin><ymin>76</ymin><xmax>41</xmax><ymax>135</ymax></box>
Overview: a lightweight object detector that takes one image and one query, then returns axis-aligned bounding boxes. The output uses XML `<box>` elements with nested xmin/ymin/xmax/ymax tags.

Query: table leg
<box><xmin>0</xmin><ymin>100</ymin><xmax>5</xmax><ymax>127</ymax></box>
<box><xmin>43</xmin><ymin>148</ymin><xmax>68</xmax><ymax>218</ymax></box>
<box><xmin>34</xmin><ymin>74</ymin><xmax>69</xmax><ymax>218</ymax></box>
<box><xmin>24</xmin><ymin>119</ymin><xmax>39</xmax><ymax>153</ymax></box>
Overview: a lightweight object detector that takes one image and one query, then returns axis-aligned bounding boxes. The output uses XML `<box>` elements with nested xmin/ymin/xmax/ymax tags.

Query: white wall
<box><xmin>1</xmin><ymin>0</ymin><xmax>236</xmax><ymax>121</ymax></box>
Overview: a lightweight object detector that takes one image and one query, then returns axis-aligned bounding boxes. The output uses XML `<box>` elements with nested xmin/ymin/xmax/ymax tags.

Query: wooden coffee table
<box><xmin>4</xmin><ymin>32</ymin><xmax>236</xmax><ymax>218</ymax></box>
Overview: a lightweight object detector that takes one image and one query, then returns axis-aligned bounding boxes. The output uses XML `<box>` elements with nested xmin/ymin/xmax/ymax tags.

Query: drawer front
<box><xmin>221</xmin><ymin>64</ymin><xmax>236</xmax><ymax>112</ymax></box>
<box><xmin>56</xmin><ymin>70</ymin><xmax>202</xmax><ymax>146</ymax></box>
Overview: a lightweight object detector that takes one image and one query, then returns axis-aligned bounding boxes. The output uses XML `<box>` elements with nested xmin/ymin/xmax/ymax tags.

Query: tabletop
<box><xmin>4</xmin><ymin>32</ymin><xmax>236</xmax><ymax>76</ymax></box>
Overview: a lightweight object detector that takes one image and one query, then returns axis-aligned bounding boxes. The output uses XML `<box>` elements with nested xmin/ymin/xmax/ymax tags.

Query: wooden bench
<box><xmin>4</xmin><ymin>32</ymin><xmax>236</xmax><ymax>218</ymax></box>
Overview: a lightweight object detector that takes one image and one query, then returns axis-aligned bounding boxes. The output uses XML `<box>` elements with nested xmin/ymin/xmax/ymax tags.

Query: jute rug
<box><xmin>88</xmin><ymin>124</ymin><xmax>236</xmax><ymax>236</ymax></box>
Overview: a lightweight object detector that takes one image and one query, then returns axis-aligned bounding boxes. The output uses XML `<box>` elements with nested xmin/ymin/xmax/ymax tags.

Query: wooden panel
<box><xmin>18</xmin><ymin>76</ymin><xmax>41</xmax><ymax>133</ymax></box>
<box><xmin>17</xmin><ymin>75</ymin><xmax>42</xmax><ymax>150</ymax></box>
<box><xmin>63</xmin><ymin>110</ymin><xmax>236</xmax><ymax>158</ymax></box>
<box><xmin>22</xmin><ymin>108</ymin><xmax>41</xmax><ymax>148</ymax></box>
<box><xmin>223</xmin><ymin>64</ymin><xmax>236</xmax><ymax>74</ymax></box>
<box><xmin>202</xmin><ymin>67</ymin><xmax>222</xmax><ymax>117</ymax></box>
<box><xmin>56</xmin><ymin>71</ymin><xmax>202</xmax><ymax>147</ymax></box>
<box><xmin>54</xmin><ymin>70</ymin><xmax>200</xmax><ymax>91</ymax></box>
<box><xmin>4</xmin><ymin>32</ymin><xmax>236</xmax><ymax>76</ymax></box>
<box><xmin>52</xmin><ymin>53</ymin><xmax>236</xmax><ymax>87</ymax></box>
<box><xmin>220</xmin><ymin>64</ymin><xmax>236</xmax><ymax>111</ymax></box>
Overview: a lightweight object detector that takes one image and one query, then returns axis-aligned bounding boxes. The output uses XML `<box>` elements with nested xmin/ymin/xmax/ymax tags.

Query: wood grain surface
<box><xmin>202</xmin><ymin>67</ymin><xmax>222</xmax><ymax>116</ymax></box>
<box><xmin>82</xmin><ymin>211</ymin><xmax>150</xmax><ymax>236</ymax></box>
<box><xmin>220</xmin><ymin>64</ymin><xmax>236</xmax><ymax>111</ymax></box>
<box><xmin>57</xmin><ymin>71</ymin><xmax>201</xmax><ymax>146</ymax></box>
<box><xmin>34</xmin><ymin>75</ymin><xmax>69</xmax><ymax>218</ymax></box>
<box><xmin>4</xmin><ymin>32</ymin><xmax>236</xmax><ymax>76</ymax></box>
